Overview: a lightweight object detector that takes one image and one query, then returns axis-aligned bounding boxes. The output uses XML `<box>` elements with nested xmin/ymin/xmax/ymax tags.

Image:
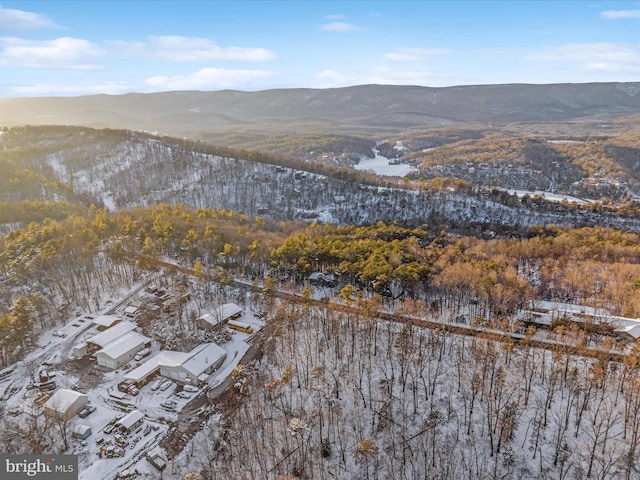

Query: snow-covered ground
<box><xmin>503</xmin><ymin>188</ymin><xmax>594</xmax><ymax>205</ymax></box>
<box><xmin>0</xmin><ymin>276</ymin><xmax>264</xmax><ymax>480</ymax></box>
<box><xmin>354</xmin><ymin>148</ymin><xmax>417</xmax><ymax>177</ymax></box>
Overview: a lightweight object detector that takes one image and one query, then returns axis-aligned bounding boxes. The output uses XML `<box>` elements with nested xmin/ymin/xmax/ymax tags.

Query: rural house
<box><xmin>197</xmin><ymin>303</ymin><xmax>243</xmax><ymax>330</ymax></box>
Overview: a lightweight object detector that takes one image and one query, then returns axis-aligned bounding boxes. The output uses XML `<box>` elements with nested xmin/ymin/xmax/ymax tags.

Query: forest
<box><xmin>2</xmin><ymin>201</ymin><xmax>640</xmax><ymax>367</ymax></box>
<box><xmin>3</xmin><ymin>125</ymin><xmax>640</xmax><ymax>479</ymax></box>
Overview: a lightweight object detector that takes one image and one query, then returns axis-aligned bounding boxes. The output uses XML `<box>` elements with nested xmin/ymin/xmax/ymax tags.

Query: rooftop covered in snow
<box><xmin>87</xmin><ymin>321</ymin><xmax>137</xmax><ymax>349</ymax></box>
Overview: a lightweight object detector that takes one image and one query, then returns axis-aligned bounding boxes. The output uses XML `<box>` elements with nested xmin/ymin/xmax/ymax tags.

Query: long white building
<box><xmin>95</xmin><ymin>331</ymin><xmax>151</xmax><ymax>369</ymax></box>
<box><xmin>125</xmin><ymin>343</ymin><xmax>226</xmax><ymax>387</ymax></box>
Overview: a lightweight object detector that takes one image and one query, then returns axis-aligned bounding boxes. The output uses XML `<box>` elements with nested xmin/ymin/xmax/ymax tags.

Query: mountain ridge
<box><xmin>1</xmin><ymin>82</ymin><xmax>640</xmax><ymax>136</ymax></box>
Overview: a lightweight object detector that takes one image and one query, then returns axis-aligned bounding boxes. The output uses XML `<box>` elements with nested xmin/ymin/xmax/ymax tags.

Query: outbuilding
<box><xmin>72</xmin><ymin>424</ymin><xmax>92</xmax><ymax>440</ymax></box>
<box><xmin>117</xmin><ymin>410</ymin><xmax>144</xmax><ymax>434</ymax></box>
<box><xmin>95</xmin><ymin>332</ymin><xmax>151</xmax><ymax>369</ymax></box>
<box><xmin>87</xmin><ymin>322</ymin><xmax>137</xmax><ymax>353</ymax></box>
<box><xmin>198</xmin><ymin>303</ymin><xmax>243</xmax><ymax>330</ymax></box>
<box><xmin>44</xmin><ymin>389</ymin><xmax>89</xmax><ymax>420</ymax></box>
<box><xmin>92</xmin><ymin>315</ymin><xmax>122</xmax><ymax>331</ymax></box>
<box><xmin>125</xmin><ymin>342</ymin><xmax>226</xmax><ymax>387</ymax></box>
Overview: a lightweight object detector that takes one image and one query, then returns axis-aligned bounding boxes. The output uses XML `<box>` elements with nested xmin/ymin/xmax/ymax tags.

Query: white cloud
<box><xmin>321</xmin><ymin>22</ymin><xmax>359</xmax><ymax>32</ymax></box>
<box><xmin>527</xmin><ymin>43</ymin><xmax>640</xmax><ymax>74</ymax></box>
<box><xmin>0</xmin><ymin>37</ymin><xmax>105</xmax><ymax>70</ymax></box>
<box><xmin>145</xmin><ymin>67</ymin><xmax>274</xmax><ymax>90</ymax></box>
<box><xmin>313</xmin><ymin>69</ymin><xmax>352</xmax><ymax>88</ymax></box>
<box><xmin>600</xmin><ymin>10</ymin><xmax>640</xmax><ymax>19</ymax></box>
<box><xmin>0</xmin><ymin>5</ymin><xmax>56</xmax><ymax>33</ymax></box>
<box><xmin>384</xmin><ymin>48</ymin><xmax>455</xmax><ymax>62</ymax></box>
<box><xmin>112</xmin><ymin>35</ymin><xmax>277</xmax><ymax>62</ymax></box>
<box><xmin>6</xmin><ymin>82</ymin><xmax>132</xmax><ymax>97</ymax></box>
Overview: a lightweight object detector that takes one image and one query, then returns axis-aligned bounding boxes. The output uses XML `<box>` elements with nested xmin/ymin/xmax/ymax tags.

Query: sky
<box><xmin>0</xmin><ymin>0</ymin><xmax>638</xmax><ymax>97</ymax></box>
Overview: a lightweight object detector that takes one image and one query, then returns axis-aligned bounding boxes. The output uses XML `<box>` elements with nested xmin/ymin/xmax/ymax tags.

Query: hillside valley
<box><xmin>4</xmin><ymin>84</ymin><xmax>640</xmax><ymax>480</ymax></box>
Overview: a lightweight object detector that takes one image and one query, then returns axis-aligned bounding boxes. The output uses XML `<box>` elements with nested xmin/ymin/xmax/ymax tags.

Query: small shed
<box><xmin>117</xmin><ymin>409</ymin><xmax>145</xmax><ymax>434</ymax></box>
<box><xmin>197</xmin><ymin>313</ymin><xmax>221</xmax><ymax>330</ymax></box>
<box><xmin>123</xmin><ymin>305</ymin><xmax>139</xmax><ymax>319</ymax></box>
<box><xmin>146</xmin><ymin>451</ymin><xmax>167</xmax><ymax>471</ymax></box>
<box><xmin>198</xmin><ymin>304</ymin><xmax>242</xmax><ymax>330</ymax></box>
<box><xmin>93</xmin><ymin>315</ymin><xmax>122</xmax><ymax>331</ymax></box>
<box><xmin>220</xmin><ymin>303</ymin><xmax>243</xmax><ymax>321</ymax></box>
<box><xmin>72</xmin><ymin>424</ymin><xmax>92</xmax><ymax>440</ymax></box>
<box><xmin>71</xmin><ymin>342</ymin><xmax>88</xmax><ymax>359</ymax></box>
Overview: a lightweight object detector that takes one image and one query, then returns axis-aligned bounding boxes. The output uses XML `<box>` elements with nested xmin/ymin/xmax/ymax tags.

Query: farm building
<box><xmin>94</xmin><ymin>332</ymin><xmax>152</xmax><ymax>369</ymax></box>
<box><xmin>86</xmin><ymin>321</ymin><xmax>137</xmax><ymax>353</ymax></box>
<box><xmin>71</xmin><ymin>342</ymin><xmax>88</xmax><ymax>358</ymax></box>
<box><xmin>124</xmin><ymin>343</ymin><xmax>226</xmax><ymax>387</ymax></box>
<box><xmin>117</xmin><ymin>410</ymin><xmax>145</xmax><ymax>434</ymax></box>
<box><xmin>44</xmin><ymin>389</ymin><xmax>89</xmax><ymax>420</ymax></box>
<box><xmin>72</xmin><ymin>424</ymin><xmax>92</xmax><ymax>440</ymax></box>
<box><xmin>92</xmin><ymin>315</ymin><xmax>122</xmax><ymax>331</ymax></box>
<box><xmin>197</xmin><ymin>303</ymin><xmax>242</xmax><ymax>330</ymax></box>
<box><xmin>220</xmin><ymin>303</ymin><xmax>243</xmax><ymax>321</ymax></box>
<box><xmin>196</xmin><ymin>312</ymin><xmax>221</xmax><ymax>330</ymax></box>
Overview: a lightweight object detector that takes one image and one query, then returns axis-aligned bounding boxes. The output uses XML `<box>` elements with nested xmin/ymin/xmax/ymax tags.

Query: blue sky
<box><xmin>0</xmin><ymin>1</ymin><xmax>639</xmax><ymax>97</ymax></box>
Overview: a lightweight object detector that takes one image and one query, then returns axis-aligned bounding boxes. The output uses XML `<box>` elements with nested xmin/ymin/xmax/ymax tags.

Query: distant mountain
<box><xmin>1</xmin><ymin>83</ymin><xmax>640</xmax><ymax>136</ymax></box>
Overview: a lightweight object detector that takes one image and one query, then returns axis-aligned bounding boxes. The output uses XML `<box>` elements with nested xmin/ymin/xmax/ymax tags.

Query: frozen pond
<box><xmin>354</xmin><ymin>150</ymin><xmax>417</xmax><ymax>177</ymax></box>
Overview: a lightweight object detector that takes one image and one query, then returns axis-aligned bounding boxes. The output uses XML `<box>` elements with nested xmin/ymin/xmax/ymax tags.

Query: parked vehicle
<box><xmin>100</xmin><ymin>446</ymin><xmax>124</xmax><ymax>458</ymax></box>
<box><xmin>126</xmin><ymin>385</ymin><xmax>139</xmax><ymax>396</ymax></box>
<box><xmin>160</xmin><ymin>400</ymin><xmax>177</xmax><ymax>411</ymax></box>
<box><xmin>183</xmin><ymin>385</ymin><xmax>198</xmax><ymax>393</ymax></box>
<box><xmin>227</xmin><ymin>319</ymin><xmax>254</xmax><ymax>334</ymax></box>
<box><xmin>134</xmin><ymin>348</ymin><xmax>151</xmax><ymax>361</ymax></box>
<box><xmin>159</xmin><ymin>380</ymin><xmax>173</xmax><ymax>391</ymax></box>
<box><xmin>77</xmin><ymin>405</ymin><xmax>96</xmax><ymax>418</ymax></box>
<box><xmin>175</xmin><ymin>391</ymin><xmax>191</xmax><ymax>399</ymax></box>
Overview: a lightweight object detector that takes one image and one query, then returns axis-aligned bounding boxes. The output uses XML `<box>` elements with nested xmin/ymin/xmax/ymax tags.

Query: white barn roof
<box><xmin>96</xmin><ymin>332</ymin><xmax>150</xmax><ymax>360</ymax></box>
<box><xmin>125</xmin><ymin>343</ymin><xmax>226</xmax><ymax>383</ymax></box>
<box><xmin>44</xmin><ymin>389</ymin><xmax>88</xmax><ymax>414</ymax></box>
<box><xmin>87</xmin><ymin>322</ymin><xmax>136</xmax><ymax>348</ymax></box>
<box><xmin>125</xmin><ymin>350</ymin><xmax>187</xmax><ymax>383</ymax></box>
<box><xmin>181</xmin><ymin>343</ymin><xmax>226</xmax><ymax>378</ymax></box>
